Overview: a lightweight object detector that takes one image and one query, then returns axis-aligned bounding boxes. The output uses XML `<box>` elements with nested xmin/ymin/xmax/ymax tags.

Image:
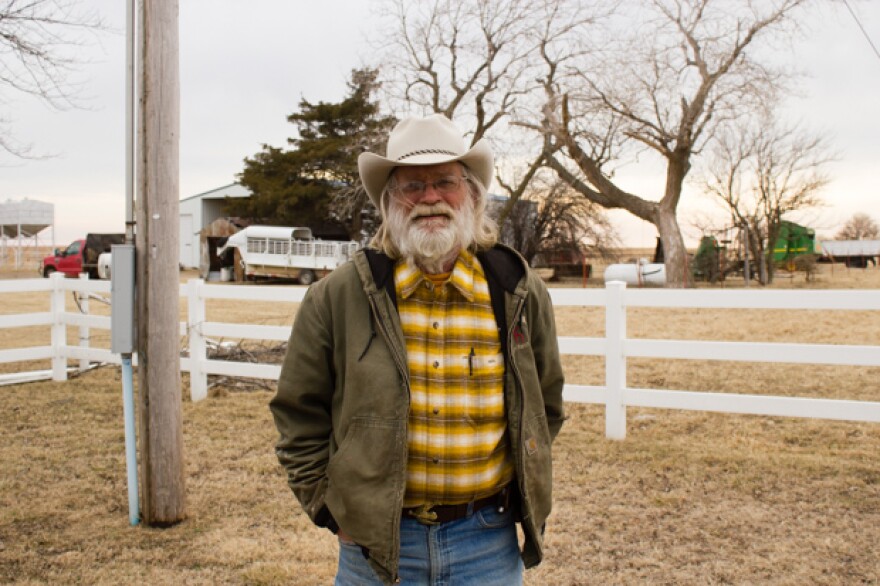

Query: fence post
<box><xmin>605</xmin><ymin>281</ymin><xmax>627</xmax><ymax>439</ymax></box>
<box><xmin>50</xmin><ymin>272</ymin><xmax>67</xmax><ymax>381</ymax></box>
<box><xmin>188</xmin><ymin>278</ymin><xmax>208</xmax><ymax>401</ymax></box>
<box><xmin>78</xmin><ymin>273</ymin><xmax>90</xmax><ymax>372</ymax></box>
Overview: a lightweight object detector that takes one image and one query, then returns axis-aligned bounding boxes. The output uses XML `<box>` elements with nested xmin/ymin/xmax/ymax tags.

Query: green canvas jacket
<box><xmin>270</xmin><ymin>244</ymin><xmax>565</xmax><ymax>584</ymax></box>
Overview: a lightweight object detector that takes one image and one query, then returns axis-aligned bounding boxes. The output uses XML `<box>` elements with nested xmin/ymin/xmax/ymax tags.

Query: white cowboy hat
<box><xmin>358</xmin><ymin>114</ymin><xmax>494</xmax><ymax>207</ymax></box>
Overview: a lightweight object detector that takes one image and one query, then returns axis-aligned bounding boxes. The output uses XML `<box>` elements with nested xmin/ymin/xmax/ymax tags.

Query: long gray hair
<box><xmin>369</xmin><ymin>163</ymin><xmax>498</xmax><ymax>258</ymax></box>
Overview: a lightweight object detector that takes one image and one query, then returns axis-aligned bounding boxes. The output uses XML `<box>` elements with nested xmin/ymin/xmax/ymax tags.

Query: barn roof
<box><xmin>180</xmin><ymin>183</ymin><xmax>251</xmax><ymax>203</ymax></box>
<box><xmin>819</xmin><ymin>240</ymin><xmax>880</xmax><ymax>256</ymax></box>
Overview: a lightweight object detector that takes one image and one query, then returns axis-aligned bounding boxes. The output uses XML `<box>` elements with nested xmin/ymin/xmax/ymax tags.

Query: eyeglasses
<box><xmin>391</xmin><ymin>175</ymin><xmax>467</xmax><ymax>198</ymax></box>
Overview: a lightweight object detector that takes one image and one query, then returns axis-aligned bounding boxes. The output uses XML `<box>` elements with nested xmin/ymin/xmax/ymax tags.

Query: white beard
<box><xmin>387</xmin><ymin>196</ymin><xmax>476</xmax><ymax>274</ymax></box>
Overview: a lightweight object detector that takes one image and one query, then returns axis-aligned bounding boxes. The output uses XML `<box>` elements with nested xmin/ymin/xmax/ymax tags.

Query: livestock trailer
<box><xmin>216</xmin><ymin>225</ymin><xmax>359</xmax><ymax>284</ymax></box>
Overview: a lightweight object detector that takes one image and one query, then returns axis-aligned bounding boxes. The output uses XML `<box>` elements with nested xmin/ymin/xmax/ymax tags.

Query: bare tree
<box><xmin>374</xmin><ymin>0</ymin><xmax>608</xmax><ymax>224</ymax></box>
<box><xmin>372</xmin><ymin>0</ymin><xmax>819</xmax><ymax>286</ymax></box>
<box><xmin>540</xmin><ymin>0</ymin><xmax>811</xmax><ymax>286</ymax></box>
<box><xmin>702</xmin><ymin>118</ymin><xmax>832</xmax><ymax>284</ymax></box>
<box><xmin>836</xmin><ymin>213</ymin><xmax>879</xmax><ymax>240</ymax></box>
<box><xmin>0</xmin><ymin>0</ymin><xmax>105</xmax><ymax>157</ymax></box>
<box><xmin>498</xmin><ymin>173</ymin><xmax>618</xmax><ymax>264</ymax></box>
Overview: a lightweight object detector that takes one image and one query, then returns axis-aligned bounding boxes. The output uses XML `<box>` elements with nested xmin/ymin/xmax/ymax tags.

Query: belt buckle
<box><xmin>408</xmin><ymin>503</ymin><xmax>439</xmax><ymax>525</ymax></box>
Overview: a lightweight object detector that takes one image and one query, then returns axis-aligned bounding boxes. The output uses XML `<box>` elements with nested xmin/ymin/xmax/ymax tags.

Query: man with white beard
<box><xmin>270</xmin><ymin>114</ymin><xmax>565</xmax><ymax>585</ymax></box>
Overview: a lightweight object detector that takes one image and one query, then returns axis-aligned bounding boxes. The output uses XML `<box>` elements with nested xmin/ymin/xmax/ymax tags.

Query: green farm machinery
<box><xmin>772</xmin><ymin>220</ymin><xmax>817</xmax><ymax>264</ymax></box>
<box><xmin>692</xmin><ymin>220</ymin><xmax>817</xmax><ymax>282</ymax></box>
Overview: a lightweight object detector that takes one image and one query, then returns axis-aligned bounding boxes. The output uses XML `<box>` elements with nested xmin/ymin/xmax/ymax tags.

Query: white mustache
<box><xmin>408</xmin><ymin>203</ymin><xmax>455</xmax><ymax>221</ymax></box>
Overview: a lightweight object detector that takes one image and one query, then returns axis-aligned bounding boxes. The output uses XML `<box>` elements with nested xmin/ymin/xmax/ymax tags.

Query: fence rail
<box><xmin>1</xmin><ymin>274</ymin><xmax>878</xmax><ymax>439</ymax></box>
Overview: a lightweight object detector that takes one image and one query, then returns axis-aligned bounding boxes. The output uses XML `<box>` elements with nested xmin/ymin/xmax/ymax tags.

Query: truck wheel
<box><xmin>43</xmin><ymin>266</ymin><xmax>56</xmax><ymax>278</ymax></box>
<box><xmin>298</xmin><ymin>270</ymin><xmax>316</xmax><ymax>286</ymax></box>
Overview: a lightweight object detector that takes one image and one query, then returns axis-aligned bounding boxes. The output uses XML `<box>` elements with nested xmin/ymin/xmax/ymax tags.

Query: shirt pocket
<box><xmin>461</xmin><ymin>351</ymin><xmax>505</xmax><ymax>421</ymax></box>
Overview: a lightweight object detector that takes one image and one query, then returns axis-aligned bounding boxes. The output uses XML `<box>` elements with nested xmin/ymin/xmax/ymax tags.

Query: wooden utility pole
<box><xmin>136</xmin><ymin>0</ymin><xmax>186</xmax><ymax>524</ymax></box>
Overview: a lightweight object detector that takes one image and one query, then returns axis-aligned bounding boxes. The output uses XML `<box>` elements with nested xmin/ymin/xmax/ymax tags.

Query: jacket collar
<box><xmin>476</xmin><ymin>245</ymin><xmax>525</xmax><ymax>294</ymax></box>
<box><xmin>362</xmin><ymin>244</ymin><xmax>527</xmax><ymax>361</ymax></box>
<box><xmin>363</xmin><ymin>245</ymin><xmax>525</xmax><ymax>296</ymax></box>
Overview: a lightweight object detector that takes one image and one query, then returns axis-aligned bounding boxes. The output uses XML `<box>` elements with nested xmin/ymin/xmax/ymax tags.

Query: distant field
<box><xmin>0</xmin><ymin>260</ymin><xmax>878</xmax><ymax>584</ymax></box>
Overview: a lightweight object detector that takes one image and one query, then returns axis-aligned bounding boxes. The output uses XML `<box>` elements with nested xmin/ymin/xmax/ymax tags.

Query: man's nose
<box><xmin>417</xmin><ymin>183</ymin><xmax>444</xmax><ymax>204</ymax></box>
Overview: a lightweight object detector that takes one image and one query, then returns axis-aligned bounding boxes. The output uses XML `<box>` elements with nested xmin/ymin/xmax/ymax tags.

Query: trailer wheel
<box><xmin>298</xmin><ymin>270</ymin><xmax>316</xmax><ymax>286</ymax></box>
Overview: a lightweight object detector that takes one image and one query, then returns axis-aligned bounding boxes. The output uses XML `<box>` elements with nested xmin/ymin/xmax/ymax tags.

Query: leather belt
<box><xmin>404</xmin><ymin>488</ymin><xmax>509</xmax><ymax>526</ymax></box>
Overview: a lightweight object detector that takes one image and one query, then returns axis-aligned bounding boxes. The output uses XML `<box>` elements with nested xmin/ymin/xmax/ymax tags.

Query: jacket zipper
<box><xmin>367</xmin><ymin>290</ymin><xmax>410</xmax><ymax>582</ymax></box>
<box><xmin>367</xmin><ymin>292</ymin><xmax>410</xmax><ymax>389</ymax></box>
<box><xmin>508</xmin><ymin>293</ymin><xmax>543</xmax><ymax>559</ymax></box>
<box><xmin>507</xmin><ymin>296</ymin><xmax>530</xmax><ymax>513</ymax></box>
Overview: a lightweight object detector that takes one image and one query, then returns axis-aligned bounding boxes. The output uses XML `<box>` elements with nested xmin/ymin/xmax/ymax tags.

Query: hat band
<box><xmin>397</xmin><ymin>148</ymin><xmax>460</xmax><ymax>161</ymax></box>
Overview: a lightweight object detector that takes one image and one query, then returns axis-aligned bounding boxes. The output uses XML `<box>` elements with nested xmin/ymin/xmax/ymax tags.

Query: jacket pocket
<box><xmin>521</xmin><ymin>413</ymin><xmax>553</xmax><ymax>526</ymax></box>
<box><xmin>324</xmin><ymin>416</ymin><xmax>404</xmax><ymax>559</ymax></box>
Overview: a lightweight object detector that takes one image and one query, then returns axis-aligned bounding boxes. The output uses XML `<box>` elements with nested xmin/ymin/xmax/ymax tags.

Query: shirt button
<box><xmin>433</xmin><ymin>361</ymin><xmax>440</xmax><ymax>368</ymax></box>
<box><xmin>432</xmin><ymin>322</ymin><xmax>440</xmax><ymax>330</ymax></box>
<box><xmin>432</xmin><ymin>456</ymin><xmax>440</xmax><ymax>464</ymax></box>
<box><xmin>433</xmin><ymin>407</ymin><xmax>440</xmax><ymax>415</ymax></box>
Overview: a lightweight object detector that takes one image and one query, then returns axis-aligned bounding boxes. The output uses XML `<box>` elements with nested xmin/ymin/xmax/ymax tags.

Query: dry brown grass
<box><xmin>1</xmin><ymin>264</ymin><xmax>879</xmax><ymax>584</ymax></box>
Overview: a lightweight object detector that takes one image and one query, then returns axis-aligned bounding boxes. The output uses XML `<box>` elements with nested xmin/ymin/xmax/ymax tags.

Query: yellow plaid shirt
<box><xmin>395</xmin><ymin>250</ymin><xmax>514</xmax><ymax>507</ymax></box>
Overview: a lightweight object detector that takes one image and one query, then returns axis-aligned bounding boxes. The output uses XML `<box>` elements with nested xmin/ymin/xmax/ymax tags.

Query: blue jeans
<box><xmin>335</xmin><ymin>503</ymin><xmax>523</xmax><ymax>585</ymax></box>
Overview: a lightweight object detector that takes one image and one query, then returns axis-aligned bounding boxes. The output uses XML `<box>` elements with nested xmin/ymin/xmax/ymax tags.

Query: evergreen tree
<box><xmin>229</xmin><ymin>68</ymin><xmax>396</xmax><ymax>240</ymax></box>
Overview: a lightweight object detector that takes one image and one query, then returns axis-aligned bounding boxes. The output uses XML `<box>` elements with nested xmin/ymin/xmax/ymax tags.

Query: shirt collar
<box><xmin>395</xmin><ymin>249</ymin><xmax>478</xmax><ymax>301</ymax></box>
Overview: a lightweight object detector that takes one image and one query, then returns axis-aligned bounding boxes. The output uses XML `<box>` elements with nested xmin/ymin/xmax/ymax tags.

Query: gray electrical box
<box><xmin>111</xmin><ymin>244</ymin><xmax>137</xmax><ymax>354</ymax></box>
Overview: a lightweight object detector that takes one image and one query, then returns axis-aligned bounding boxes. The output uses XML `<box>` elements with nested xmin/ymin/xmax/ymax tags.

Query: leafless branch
<box><xmin>0</xmin><ymin>0</ymin><xmax>108</xmax><ymax>157</ymax></box>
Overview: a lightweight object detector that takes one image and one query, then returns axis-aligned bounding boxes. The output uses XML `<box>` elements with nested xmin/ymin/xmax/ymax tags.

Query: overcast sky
<box><xmin>1</xmin><ymin>0</ymin><xmax>878</xmax><ymax>247</ymax></box>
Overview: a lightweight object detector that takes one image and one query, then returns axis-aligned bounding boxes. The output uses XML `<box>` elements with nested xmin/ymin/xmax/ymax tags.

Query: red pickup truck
<box><xmin>40</xmin><ymin>234</ymin><xmax>124</xmax><ymax>279</ymax></box>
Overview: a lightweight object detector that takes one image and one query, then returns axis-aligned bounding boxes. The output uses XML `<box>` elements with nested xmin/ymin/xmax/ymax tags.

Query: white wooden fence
<box><xmin>2</xmin><ymin>274</ymin><xmax>879</xmax><ymax>439</ymax></box>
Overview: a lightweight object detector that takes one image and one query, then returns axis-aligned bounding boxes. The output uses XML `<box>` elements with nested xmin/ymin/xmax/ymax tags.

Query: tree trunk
<box><xmin>349</xmin><ymin>200</ymin><xmax>363</xmax><ymax>241</ymax></box>
<box><xmin>749</xmin><ymin>228</ymin><xmax>769</xmax><ymax>285</ymax></box>
<box><xmin>765</xmin><ymin>222</ymin><xmax>780</xmax><ymax>285</ymax></box>
<box><xmin>654</xmin><ymin>208</ymin><xmax>692</xmax><ymax>287</ymax></box>
<box><xmin>766</xmin><ymin>251</ymin><xmax>776</xmax><ymax>284</ymax></box>
<box><xmin>757</xmin><ymin>248</ymin><xmax>769</xmax><ymax>285</ymax></box>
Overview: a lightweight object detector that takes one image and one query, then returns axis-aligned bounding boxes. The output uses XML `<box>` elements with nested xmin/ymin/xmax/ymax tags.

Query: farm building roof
<box><xmin>818</xmin><ymin>240</ymin><xmax>880</xmax><ymax>256</ymax></box>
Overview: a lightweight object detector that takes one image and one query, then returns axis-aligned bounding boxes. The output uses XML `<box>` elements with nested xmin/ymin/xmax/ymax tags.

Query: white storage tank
<box><xmin>604</xmin><ymin>260</ymin><xmax>666</xmax><ymax>286</ymax></box>
<box><xmin>0</xmin><ymin>198</ymin><xmax>53</xmax><ymax>238</ymax></box>
<box><xmin>0</xmin><ymin>199</ymin><xmax>54</xmax><ymax>268</ymax></box>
